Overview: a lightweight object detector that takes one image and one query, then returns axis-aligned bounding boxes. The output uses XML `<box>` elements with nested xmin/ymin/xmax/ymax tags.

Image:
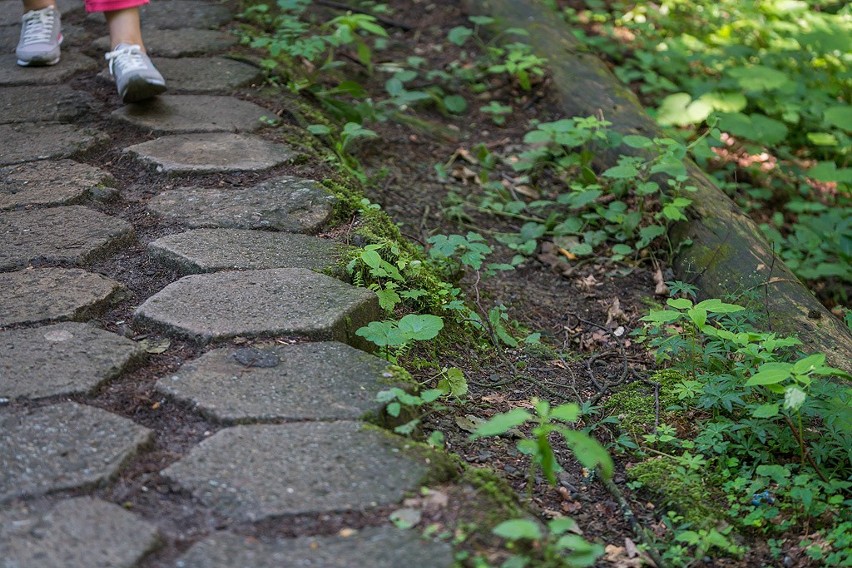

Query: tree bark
<box><xmin>463</xmin><ymin>0</ymin><xmax>852</xmax><ymax>372</ymax></box>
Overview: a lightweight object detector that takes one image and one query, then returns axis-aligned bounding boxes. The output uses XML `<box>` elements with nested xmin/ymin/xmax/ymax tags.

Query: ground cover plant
<box><xmin>235</xmin><ymin>0</ymin><xmax>851</xmax><ymax>565</ymax></box>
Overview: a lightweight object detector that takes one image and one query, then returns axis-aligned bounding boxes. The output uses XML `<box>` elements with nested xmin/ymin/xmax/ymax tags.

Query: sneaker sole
<box><xmin>16</xmin><ymin>54</ymin><xmax>61</xmax><ymax>67</ymax></box>
<box><xmin>121</xmin><ymin>78</ymin><xmax>167</xmax><ymax>104</ymax></box>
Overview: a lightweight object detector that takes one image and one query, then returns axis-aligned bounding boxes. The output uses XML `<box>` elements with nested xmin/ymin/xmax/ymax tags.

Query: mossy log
<box><xmin>463</xmin><ymin>0</ymin><xmax>852</xmax><ymax>372</ymax></box>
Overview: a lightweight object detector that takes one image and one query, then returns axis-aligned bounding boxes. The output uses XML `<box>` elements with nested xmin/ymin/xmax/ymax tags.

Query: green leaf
<box><xmin>471</xmin><ymin>408</ymin><xmax>532</xmax><ymax>438</ymax></box>
<box><xmin>550</xmin><ymin>403</ymin><xmax>580</xmax><ymax>422</ymax></box>
<box><xmin>492</xmin><ymin>519</ymin><xmax>542</xmax><ymax>541</ymax></box>
<box><xmin>752</xmin><ymin>403</ymin><xmax>780</xmax><ymax>418</ymax></box>
<box><xmin>728</xmin><ymin>65</ymin><xmax>790</xmax><ymax>91</ymax></box>
<box><xmin>641</xmin><ymin>309</ymin><xmax>682</xmax><ymax>323</ymax></box>
<box><xmin>307</xmin><ymin>124</ymin><xmax>331</xmax><ymax>135</ymax></box>
<box><xmin>443</xmin><ymin>94</ymin><xmax>467</xmax><ymax>114</ymax></box>
<box><xmin>746</xmin><ymin>362</ymin><xmax>793</xmax><ymax>386</ymax></box>
<box><xmin>694</xmin><ymin>299</ymin><xmax>745</xmax><ymax>313</ymax></box>
<box><xmin>397</xmin><ymin>314</ymin><xmax>444</xmax><ymax>341</ymax></box>
<box><xmin>687</xmin><ymin>307</ymin><xmax>707</xmax><ymax>328</ymax></box>
<box><xmin>824</xmin><ymin>105</ymin><xmax>852</xmax><ymax>133</ymax></box>
<box><xmin>807</xmin><ymin>132</ymin><xmax>838</xmax><ymax>146</ymax></box>
<box><xmin>667</xmin><ymin>298</ymin><xmax>694</xmax><ymax>310</ymax></box>
<box><xmin>656</xmin><ymin>92</ymin><xmax>713</xmax><ymax>126</ymax></box>
<box><xmin>560</xmin><ymin>429</ymin><xmax>614</xmax><ymax>480</ymax></box>
<box><xmin>621</xmin><ymin>135</ymin><xmax>653</xmax><ymax>148</ymax></box>
<box><xmin>792</xmin><ymin>353</ymin><xmax>825</xmax><ymax>375</ymax></box>
<box><xmin>807</xmin><ymin>162</ymin><xmax>852</xmax><ymax>183</ymax></box>
<box><xmin>756</xmin><ymin>464</ymin><xmax>791</xmax><ymax>483</ymax></box>
<box><xmin>394</xmin><ymin>419</ymin><xmax>420</xmax><ymax>435</ymax></box>
<box><xmin>698</xmin><ymin>91</ymin><xmax>747</xmax><ymax>113</ymax></box>
<box><xmin>570</xmin><ymin>242</ymin><xmax>593</xmax><ymax>256</ymax></box>
<box><xmin>784</xmin><ymin>386</ymin><xmax>807</xmax><ymax>412</ymax></box>
<box><xmin>447</xmin><ymin>26</ymin><xmax>473</xmax><ymax>46</ymax></box>
<box><xmin>602</xmin><ymin>163</ymin><xmax>639</xmax><ymax>179</ymax></box>
<box><xmin>437</xmin><ymin>367</ymin><xmax>468</xmax><ymax>397</ymax></box>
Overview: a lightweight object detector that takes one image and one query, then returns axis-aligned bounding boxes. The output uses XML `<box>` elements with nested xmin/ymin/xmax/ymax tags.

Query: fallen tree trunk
<box><xmin>462</xmin><ymin>0</ymin><xmax>852</xmax><ymax>372</ymax></box>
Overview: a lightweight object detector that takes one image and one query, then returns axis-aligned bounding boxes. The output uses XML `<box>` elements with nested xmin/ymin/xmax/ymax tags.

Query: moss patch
<box><xmin>603</xmin><ymin>369</ymin><xmax>686</xmax><ymax>438</ymax></box>
<box><xmin>626</xmin><ymin>455</ymin><xmax>726</xmax><ymax>528</ymax></box>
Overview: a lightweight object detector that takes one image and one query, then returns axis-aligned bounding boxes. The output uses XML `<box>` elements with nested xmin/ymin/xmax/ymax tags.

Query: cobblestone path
<box><xmin>0</xmin><ymin>1</ymin><xmax>455</xmax><ymax>565</ymax></box>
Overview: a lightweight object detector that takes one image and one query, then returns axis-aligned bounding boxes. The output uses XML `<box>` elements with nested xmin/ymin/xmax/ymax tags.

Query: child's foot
<box><xmin>105</xmin><ymin>43</ymin><xmax>167</xmax><ymax>103</ymax></box>
<box><xmin>16</xmin><ymin>6</ymin><xmax>63</xmax><ymax>67</ymax></box>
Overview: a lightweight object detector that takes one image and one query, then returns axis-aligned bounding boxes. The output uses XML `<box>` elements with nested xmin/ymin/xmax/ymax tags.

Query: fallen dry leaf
<box><xmin>653</xmin><ymin>268</ymin><xmax>669</xmax><ymax>296</ymax></box>
<box><xmin>605</xmin><ymin>297</ymin><xmax>627</xmax><ymax>327</ymax></box>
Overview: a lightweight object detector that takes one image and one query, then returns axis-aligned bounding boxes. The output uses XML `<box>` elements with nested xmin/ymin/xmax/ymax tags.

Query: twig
<box><xmin>600</xmin><ymin>475</ymin><xmax>668</xmax><ymax>568</ymax></box>
<box><xmin>314</xmin><ymin>0</ymin><xmax>413</xmax><ymax>30</ymax></box>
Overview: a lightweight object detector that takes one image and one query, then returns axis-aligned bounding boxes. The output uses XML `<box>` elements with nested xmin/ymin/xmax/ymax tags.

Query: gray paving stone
<box><xmin>0</xmin><ymin>322</ymin><xmax>143</xmax><ymax>400</ymax></box>
<box><xmin>146</xmin><ymin>176</ymin><xmax>335</xmax><ymax>233</ymax></box>
<box><xmin>0</xmin><ymin>85</ymin><xmax>96</xmax><ymax>124</ymax></box>
<box><xmin>0</xmin><ymin>402</ymin><xmax>153</xmax><ymax>502</ymax></box>
<box><xmin>0</xmin><ymin>0</ymin><xmax>84</xmax><ymax>26</ymax></box>
<box><xmin>0</xmin><ymin>52</ymin><xmax>97</xmax><ymax>86</ymax></box>
<box><xmin>0</xmin><ymin>497</ymin><xmax>160</xmax><ymax>568</ymax></box>
<box><xmin>134</xmin><ymin>268</ymin><xmax>379</xmax><ymax>345</ymax></box>
<box><xmin>177</xmin><ymin>526</ymin><xmax>453</xmax><ymax>568</ymax></box>
<box><xmin>0</xmin><ymin>268</ymin><xmax>123</xmax><ymax>326</ymax></box>
<box><xmin>92</xmin><ymin>28</ymin><xmax>237</xmax><ymax>57</ymax></box>
<box><xmin>88</xmin><ymin>1</ymin><xmax>231</xmax><ymax>29</ymax></box>
<box><xmin>0</xmin><ymin>160</ymin><xmax>114</xmax><ymax>210</ymax></box>
<box><xmin>125</xmin><ymin>133</ymin><xmax>297</xmax><ymax>174</ymax></box>
<box><xmin>111</xmin><ymin>95</ymin><xmax>270</xmax><ymax>134</ymax></box>
<box><xmin>156</xmin><ymin>342</ymin><xmax>394</xmax><ymax>423</ymax></box>
<box><xmin>0</xmin><ymin>123</ymin><xmax>107</xmax><ymax>166</ymax></box>
<box><xmin>152</xmin><ymin>57</ymin><xmax>262</xmax><ymax>92</ymax></box>
<box><xmin>148</xmin><ymin>229</ymin><xmax>343</xmax><ymax>274</ymax></box>
<box><xmin>162</xmin><ymin>421</ymin><xmax>430</xmax><ymax>521</ymax></box>
<box><xmin>0</xmin><ymin>206</ymin><xmax>133</xmax><ymax>271</ymax></box>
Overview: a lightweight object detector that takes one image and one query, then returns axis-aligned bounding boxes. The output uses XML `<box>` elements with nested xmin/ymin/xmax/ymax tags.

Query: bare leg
<box><xmin>23</xmin><ymin>0</ymin><xmax>55</xmax><ymax>11</ymax></box>
<box><xmin>105</xmin><ymin>8</ymin><xmax>145</xmax><ymax>51</ymax></box>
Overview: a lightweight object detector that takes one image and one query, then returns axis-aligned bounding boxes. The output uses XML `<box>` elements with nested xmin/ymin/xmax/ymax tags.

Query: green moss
<box><xmin>604</xmin><ymin>369</ymin><xmax>685</xmax><ymax>438</ymax></box>
<box><xmin>627</xmin><ymin>455</ymin><xmax>726</xmax><ymax>528</ymax></box>
<box><xmin>461</xmin><ymin>467</ymin><xmax>525</xmax><ymax>520</ymax></box>
<box><xmin>363</xmin><ymin>424</ymin><xmax>460</xmax><ymax>485</ymax></box>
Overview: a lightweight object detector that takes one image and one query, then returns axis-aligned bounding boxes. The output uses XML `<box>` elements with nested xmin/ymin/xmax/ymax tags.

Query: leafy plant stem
<box><xmin>784</xmin><ymin>414</ymin><xmax>829</xmax><ymax>484</ymax></box>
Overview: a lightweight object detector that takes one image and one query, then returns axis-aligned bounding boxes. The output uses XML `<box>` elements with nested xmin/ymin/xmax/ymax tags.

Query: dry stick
<box><xmin>599</xmin><ymin>475</ymin><xmax>669</xmax><ymax>568</ymax></box>
<box><xmin>314</xmin><ymin>0</ymin><xmax>414</xmax><ymax>30</ymax></box>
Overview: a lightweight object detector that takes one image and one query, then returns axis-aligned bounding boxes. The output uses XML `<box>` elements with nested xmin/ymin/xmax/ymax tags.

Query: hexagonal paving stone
<box><xmin>0</xmin><ymin>402</ymin><xmax>153</xmax><ymax>502</ymax></box>
<box><xmin>0</xmin><ymin>85</ymin><xmax>96</xmax><ymax>124</ymax></box>
<box><xmin>0</xmin><ymin>322</ymin><xmax>144</xmax><ymax>400</ymax></box>
<box><xmin>162</xmin><ymin>421</ymin><xmax>431</xmax><ymax>521</ymax></box>
<box><xmin>111</xmin><ymin>95</ymin><xmax>270</xmax><ymax>134</ymax></box>
<box><xmin>0</xmin><ymin>497</ymin><xmax>160</xmax><ymax>568</ymax></box>
<box><xmin>151</xmin><ymin>57</ymin><xmax>263</xmax><ymax>93</ymax></box>
<box><xmin>0</xmin><ymin>268</ymin><xmax>123</xmax><ymax>326</ymax></box>
<box><xmin>92</xmin><ymin>28</ymin><xmax>237</xmax><ymax>57</ymax></box>
<box><xmin>148</xmin><ymin>229</ymin><xmax>343</xmax><ymax>274</ymax></box>
<box><xmin>155</xmin><ymin>342</ymin><xmax>394</xmax><ymax>423</ymax></box>
<box><xmin>88</xmin><ymin>0</ymin><xmax>231</xmax><ymax>29</ymax></box>
<box><xmin>177</xmin><ymin>526</ymin><xmax>453</xmax><ymax>568</ymax></box>
<box><xmin>0</xmin><ymin>160</ymin><xmax>115</xmax><ymax>210</ymax></box>
<box><xmin>146</xmin><ymin>175</ymin><xmax>335</xmax><ymax>232</ymax></box>
<box><xmin>0</xmin><ymin>53</ymin><xmax>97</xmax><ymax>86</ymax></box>
<box><xmin>0</xmin><ymin>206</ymin><xmax>133</xmax><ymax>271</ymax></box>
<box><xmin>125</xmin><ymin>133</ymin><xmax>297</xmax><ymax>174</ymax></box>
<box><xmin>0</xmin><ymin>123</ymin><xmax>107</xmax><ymax>166</ymax></box>
<box><xmin>134</xmin><ymin>268</ymin><xmax>378</xmax><ymax>344</ymax></box>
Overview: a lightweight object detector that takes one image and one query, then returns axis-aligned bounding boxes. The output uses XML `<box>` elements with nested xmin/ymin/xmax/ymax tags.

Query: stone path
<box><xmin>0</xmin><ymin>2</ymin><xmax>454</xmax><ymax>566</ymax></box>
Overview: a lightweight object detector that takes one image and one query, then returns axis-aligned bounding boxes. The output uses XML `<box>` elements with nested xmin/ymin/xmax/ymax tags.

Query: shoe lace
<box><xmin>20</xmin><ymin>8</ymin><xmax>56</xmax><ymax>46</ymax></box>
<box><xmin>106</xmin><ymin>45</ymin><xmax>147</xmax><ymax>76</ymax></box>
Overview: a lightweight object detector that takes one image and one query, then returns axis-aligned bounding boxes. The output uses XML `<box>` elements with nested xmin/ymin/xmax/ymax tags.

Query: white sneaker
<box><xmin>16</xmin><ymin>6</ymin><xmax>63</xmax><ymax>67</ymax></box>
<box><xmin>105</xmin><ymin>43</ymin><xmax>167</xmax><ymax>103</ymax></box>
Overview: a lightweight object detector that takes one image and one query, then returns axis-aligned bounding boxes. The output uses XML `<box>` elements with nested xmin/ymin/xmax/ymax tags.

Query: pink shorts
<box><xmin>85</xmin><ymin>0</ymin><xmax>148</xmax><ymax>13</ymax></box>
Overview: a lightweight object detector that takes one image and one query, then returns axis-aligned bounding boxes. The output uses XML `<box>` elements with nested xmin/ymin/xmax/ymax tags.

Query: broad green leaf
<box><xmin>548</xmin><ymin>517</ymin><xmax>580</xmax><ymax>535</ymax></box>
<box><xmin>492</xmin><ymin>519</ymin><xmax>542</xmax><ymax>541</ymax></box>
<box><xmin>792</xmin><ymin>353</ymin><xmax>825</xmax><ymax>375</ymax></box>
<box><xmin>694</xmin><ymin>299</ymin><xmax>745</xmax><ymax>313</ymax></box>
<box><xmin>807</xmin><ymin>132</ymin><xmax>838</xmax><ymax>146</ymax></box>
<box><xmin>746</xmin><ymin>362</ymin><xmax>793</xmax><ymax>386</ymax></box>
<box><xmin>602</xmin><ymin>163</ymin><xmax>639</xmax><ymax>179</ymax></box>
<box><xmin>307</xmin><ymin>124</ymin><xmax>331</xmax><ymax>135</ymax></box>
<box><xmin>570</xmin><ymin>242</ymin><xmax>593</xmax><ymax>256</ymax></box>
<box><xmin>656</xmin><ymin>92</ymin><xmax>713</xmax><ymax>126</ymax></box>
<box><xmin>560</xmin><ymin>429</ymin><xmax>614</xmax><ymax>480</ymax></box>
<box><xmin>447</xmin><ymin>26</ymin><xmax>472</xmax><ymax>46</ymax></box>
<box><xmin>687</xmin><ymin>307</ymin><xmax>707</xmax><ymax>328</ymax></box>
<box><xmin>698</xmin><ymin>91</ymin><xmax>747</xmax><ymax>113</ymax></box>
<box><xmin>612</xmin><ymin>243</ymin><xmax>633</xmax><ymax>256</ymax></box>
<box><xmin>621</xmin><ymin>135</ymin><xmax>653</xmax><ymax>148</ymax></box>
<box><xmin>397</xmin><ymin>314</ymin><xmax>444</xmax><ymax>341</ymax></box>
<box><xmin>824</xmin><ymin>105</ymin><xmax>852</xmax><ymax>133</ymax></box>
<box><xmin>443</xmin><ymin>94</ymin><xmax>467</xmax><ymax>114</ymax></box>
<box><xmin>438</xmin><ymin>367</ymin><xmax>468</xmax><ymax>397</ymax></box>
<box><xmin>641</xmin><ymin>309</ymin><xmax>682</xmax><ymax>323</ymax></box>
<box><xmin>728</xmin><ymin>65</ymin><xmax>789</xmax><ymax>91</ymax></box>
<box><xmin>667</xmin><ymin>298</ymin><xmax>694</xmax><ymax>310</ymax></box>
<box><xmin>550</xmin><ymin>403</ymin><xmax>580</xmax><ymax>422</ymax></box>
<box><xmin>471</xmin><ymin>408</ymin><xmax>532</xmax><ymax>438</ymax></box>
<box><xmin>756</xmin><ymin>464</ymin><xmax>790</xmax><ymax>483</ymax></box>
<box><xmin>752</xmin><ymin>403</ymin><xmax>780</xmax><ymax>418</ymax></box>
<box><xmin>807</xmin><ymin>162</ymin><xmax>852</xmax><ymax>183</ymax></box>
